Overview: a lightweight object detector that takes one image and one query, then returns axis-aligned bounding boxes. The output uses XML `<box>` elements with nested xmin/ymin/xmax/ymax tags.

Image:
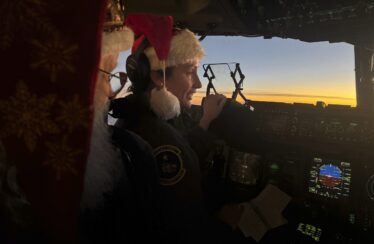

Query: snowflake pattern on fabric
<box><xmin>0</xmin><ymin>81</ymin><xmax>59</xmax><ymax>152</ymax></box>
<box><xmin>56</xmin><ymin>94</ymin><xmax>90</xmax><ymax>133</ymax></box>
<box><xmin>1</xmin><ymin>0</ymin><xmax>97</xmax><ymax>180</ymax></box>
<box><xmin>43</xmin><ymin>136</ymin><xmax>81</xmax><ymax>180</ymax></box>
<box><xmin>30</xmin><ymin>34</ymin><xmax>79</xmax><ymax>82</ymax></box>
<box><xmin>0</xmin><ymin>0</ymin><xmax>55</xmax><ymax>50</ymax></box>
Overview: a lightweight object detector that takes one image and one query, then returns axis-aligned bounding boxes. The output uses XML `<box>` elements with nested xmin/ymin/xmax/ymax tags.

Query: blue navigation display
<box><xmin>309</xmin><ymin>158</ymin><xmax>351</xmax><ymax>199</ymax></box>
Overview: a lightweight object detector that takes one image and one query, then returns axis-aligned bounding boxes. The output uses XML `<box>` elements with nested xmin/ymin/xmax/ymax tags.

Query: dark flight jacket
<box><xmin>112</xmin><ymin>95</ymin><xmax>208</xmax><ymax>243</ymax></box>
<box><xmin>80</xmin><ymin>128</ymin><xmax>162</xmax><ymax>244</ymax></box>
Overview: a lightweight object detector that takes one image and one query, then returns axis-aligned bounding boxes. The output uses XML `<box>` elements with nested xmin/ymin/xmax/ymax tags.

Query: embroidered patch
<box><xmin>153</xmin><ymin>145</ymin><xmax>185</xmax><ymax>186</ymax></box>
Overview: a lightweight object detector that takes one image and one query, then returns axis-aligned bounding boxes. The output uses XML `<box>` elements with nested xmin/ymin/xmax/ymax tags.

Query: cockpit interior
<box><xmin>1</xmin><ymin>0</ymin><xmax>373</xmax><ymax>243</ymax></box>
<box><xmin>125</xmin><ymin>0</ymin><xmax>374</xmax><ymax>243</ymax></box>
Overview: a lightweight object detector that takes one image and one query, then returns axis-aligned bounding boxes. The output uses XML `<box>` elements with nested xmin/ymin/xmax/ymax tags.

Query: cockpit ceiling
<box><xmin>124</xmin><ymin>0</ymin><xmax>374</xmax><ymax>45</ymax></box>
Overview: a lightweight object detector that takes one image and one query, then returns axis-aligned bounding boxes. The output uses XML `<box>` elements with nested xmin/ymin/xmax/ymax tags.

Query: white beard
<box><xmin>80</xmin><ymin>79</ymin><xmax>123</xmax><ymax>210</ymax></box>
<box><xmin>149</xmin><ymin>86</ymin><xmax>181</xmax><ymax>120</ymax></box>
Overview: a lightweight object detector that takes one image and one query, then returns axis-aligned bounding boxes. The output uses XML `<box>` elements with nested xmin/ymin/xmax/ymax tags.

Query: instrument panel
<box><xmin>250</xmin><ymin>101</ymin><xmax>374</xmax><ymax>146</ymax></box>
<box><xmin>205</xmin><ymin>101</ymin><xmax>374</xmax><ymax>242</ymax></box>
<box><xmin>308</xmin><ymin>157</ymin><xmax>352</xmax><ymax>200</ymax></box>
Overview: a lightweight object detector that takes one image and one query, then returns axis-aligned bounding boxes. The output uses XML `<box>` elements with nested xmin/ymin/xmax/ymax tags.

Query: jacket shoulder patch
<box><xmin>153</xmin><ymin>145</ymin><xmax>185</xmax><ymax>186</ymax></box>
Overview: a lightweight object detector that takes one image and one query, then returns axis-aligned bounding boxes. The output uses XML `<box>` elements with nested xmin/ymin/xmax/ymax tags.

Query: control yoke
<box><xmin>202</xmin><ymin>62</ymin><xmax>249</xmax><ymax>104</ymax></box>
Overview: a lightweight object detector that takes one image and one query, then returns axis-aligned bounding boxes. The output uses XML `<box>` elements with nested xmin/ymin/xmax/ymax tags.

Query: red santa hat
<box><xmin>124</xmin><ymin>14</ymin><xmax>205</xmax><ymax>70</ymax></box>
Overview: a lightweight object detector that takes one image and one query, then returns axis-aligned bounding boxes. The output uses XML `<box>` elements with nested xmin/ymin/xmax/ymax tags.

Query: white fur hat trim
<box><xmin>144</xmin><ymin>29</ymin><xmax>204</xmax><ymax>70</ymax></box>
<box><xmin>101</xmin><ymin>26</ymin><xmax>134</xmax><ymax>56</ymax></box>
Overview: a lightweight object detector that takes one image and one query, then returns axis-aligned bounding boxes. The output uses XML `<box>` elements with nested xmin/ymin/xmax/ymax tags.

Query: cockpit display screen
<box><xmin>308</xmin><ymin>157</ymin><xmax>351</xmax><ymax>199</ymax></box>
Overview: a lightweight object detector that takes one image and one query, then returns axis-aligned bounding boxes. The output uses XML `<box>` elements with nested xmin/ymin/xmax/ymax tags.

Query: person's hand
<box><xmin>218</xmin><ymin>203</ymin><xmax>244</xmax><ymax>230</ymax></box>
<box><xmin>199</xmin><ymin>94</ymin><xmax>226</xmax><ymax>130</ymax></box>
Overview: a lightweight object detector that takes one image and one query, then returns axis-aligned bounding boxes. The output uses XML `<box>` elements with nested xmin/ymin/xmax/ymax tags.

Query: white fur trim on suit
<box><xmin>150</xmin><ymin>87</ymin><xmax>181</xmax><ymax>120</ymax></box>
<box><xmin>81</xmin><ymin>100</ymin><xmax>124</xmax><ymax>210</ymax></box>
<box><xmin>82</xmin><ymin>56</ymin><xmax>124</xmax><ymax>209</ymax></box>
<box><xmin>144</xmin><ymin>29</ymin><xmax>205</xmax><ymax>70</ymax></box>
<box><xmin>101</xmin><ymin>26</ymin><xmax>134</xmax><ymax>56</ymax></box>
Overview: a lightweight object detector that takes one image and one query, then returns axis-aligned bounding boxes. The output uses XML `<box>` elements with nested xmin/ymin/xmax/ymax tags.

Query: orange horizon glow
<box><xmin>191</xmin><ymin>91</ymin><xmax>356</xmax><ymax>107</ymax></box>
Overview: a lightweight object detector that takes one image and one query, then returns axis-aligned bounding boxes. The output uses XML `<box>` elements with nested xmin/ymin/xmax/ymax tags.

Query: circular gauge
<box><xmin>366</xmin><ymin>175</ymin><xmax>374</xmax><ymax>201</ymax></box>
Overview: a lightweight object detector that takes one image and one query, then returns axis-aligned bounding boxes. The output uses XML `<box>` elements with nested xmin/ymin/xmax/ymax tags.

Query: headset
<box><xmin>125</xmin><ymin>38</ymin><xmax>151</xmax><ymax>92</ymax></box>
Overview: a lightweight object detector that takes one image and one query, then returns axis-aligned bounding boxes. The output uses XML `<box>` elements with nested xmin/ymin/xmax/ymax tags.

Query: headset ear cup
<box><xmin>126</xmin><ymin>54</ymin><xmax>138</xmax><ymax>83</ymax></box>
<box><xmin>137</xmin><ymin>53</ymin><xmax>150</xmax><ymax>84</ymax></box>
<box><xmin>125</xmin><ymin>53</ymin><xmax>150</xmax><ymax>92</ymax></box>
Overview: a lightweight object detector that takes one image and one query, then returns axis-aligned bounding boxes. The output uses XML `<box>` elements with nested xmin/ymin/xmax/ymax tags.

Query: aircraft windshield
<box><xmin>114</xmin><ymin>36</ymin><xmax>356</xmax><ymax>107</ymax></box>
<box><xmin>197</xmin><ymin>36</ymin><xmax>356</xmax><ymax>107</ymax></box>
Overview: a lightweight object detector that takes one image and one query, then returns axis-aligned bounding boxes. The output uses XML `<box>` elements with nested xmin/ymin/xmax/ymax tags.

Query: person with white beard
<box><xmin>79</xmin><ymin>7</ymin><xmax>162</xmax><ymax>244</ymax></box>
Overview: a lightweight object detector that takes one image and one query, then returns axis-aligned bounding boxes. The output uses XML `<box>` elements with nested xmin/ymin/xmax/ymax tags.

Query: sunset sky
<box><xmin>115</xmin><ymin>36</ymin><xmax>356</xmax><ymax>107</ymax></box>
